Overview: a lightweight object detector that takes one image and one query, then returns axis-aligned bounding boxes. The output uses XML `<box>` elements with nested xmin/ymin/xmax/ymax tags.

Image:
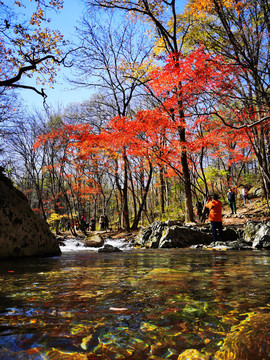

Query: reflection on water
<box><xmin>1</xmin><ymin>247</ymin><xmax>270</xmax><ymax>359</ymax></box>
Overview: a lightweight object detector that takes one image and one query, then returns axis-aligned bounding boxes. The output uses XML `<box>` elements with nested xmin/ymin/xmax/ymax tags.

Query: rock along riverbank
<box><xmin>134</xmin><ymin>220</ymin><xmax>270</xmax><ymax>251</ymax></box>
<box><xmin>0</xmin><ymin>172</ymin><xmax>61</xmax><ymax>258</ymax></box>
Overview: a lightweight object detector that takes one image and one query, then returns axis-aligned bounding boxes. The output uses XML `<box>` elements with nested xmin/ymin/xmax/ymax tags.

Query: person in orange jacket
<box><xmin>205</xmin><ymin>194</ymin><xmax>224</xmax><ymax>242</ymax></box>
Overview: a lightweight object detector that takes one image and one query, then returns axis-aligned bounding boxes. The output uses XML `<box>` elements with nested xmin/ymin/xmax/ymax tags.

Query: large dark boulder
<box><xmin>134</xmin><ymin>221</ymin><xmax>213</xmax><ymax>248</ymax></box>
<box><xmin>135</xmin><ymin>221</ymin><xmax>168</xmax><ymax>248</ymax></box>
<box><xmin>98</xmin><ymin>244</ymin><xmax>122</xmax><ymax>253</ymax></box>
<box><xmin>135</xmin><ymin>220</ymin><xmax>270</xmax><ymax>251</ymax></box>
<box><xmin>134</xmin><ymin>221</ymin><xmax>241</xmax><ymax>249</ymax></box>
<box><xmin>0</xmin><ymin>172</ymin><xmax>61</xmax><ymax>258</ymax></box>
<box><xmin>159</xmin><ymin>225</ymin><xmax>213</xmax><ymax>248</ymax></box>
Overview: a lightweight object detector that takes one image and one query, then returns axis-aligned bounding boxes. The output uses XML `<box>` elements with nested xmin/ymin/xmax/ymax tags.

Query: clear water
<box><xmin>1</xmin><ymin>241</ymin><xmax>270</xmax><ymax>359</ymax></box>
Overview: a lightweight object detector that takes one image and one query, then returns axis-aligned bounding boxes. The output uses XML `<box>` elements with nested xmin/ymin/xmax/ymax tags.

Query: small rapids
<box><xmin>59</xmin><ymin>236</ymin><xmax>133</xmax><ymax>252</ymax></box>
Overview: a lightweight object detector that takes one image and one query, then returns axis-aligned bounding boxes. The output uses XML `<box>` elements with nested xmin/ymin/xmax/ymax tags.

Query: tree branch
<box><xmin>0</xmin><ymin>48</ymin><xmax>78</xmax><ymax>103</ymax></box>
<box><xmin>9</xmin><ymin>83</ymin><xmax>47</xmax><ymax>98</ymax></box>
<box><xmin>214</xmin><ymin>112</ymin><xmax>270</xmax><ymax>129</ymax></box>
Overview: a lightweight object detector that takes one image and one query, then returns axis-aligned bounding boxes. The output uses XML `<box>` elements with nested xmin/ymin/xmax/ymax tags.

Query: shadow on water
<box><xmin>1</xmin><ymin>248</ymin><xmax>270</xmax><ymax>359</ymax></box>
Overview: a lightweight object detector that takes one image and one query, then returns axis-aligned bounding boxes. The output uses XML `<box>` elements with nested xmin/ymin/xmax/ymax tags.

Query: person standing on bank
<box><xmin>205</xmin><ymin>194</ymin><xmax>224</xmax><ymax>242</ymax></box>
<box><xmin>196</xmin><ymin>200</ymin><xmax>203</xmax><ymax>220</ymax></box>
<box><xmin>227</xmin><ymin>188</ymin><xmax>237</xmax><ymax>214</ymax></box>
<box><xmin>90</xmin><ymin>218</ymin><xmax>96</xmax><ymax>231</ymax></box>
<box><xmin>104</xmin><ymin>214</ymin><xmax>109</xmax><ymax>231</ymax></box>
<box><xmin>99</xmin><ymin>215</ymin><xmax>105</xmax><ymax>231</ymax></box>
<box><xmin>242</xmin><ymin>186</ymin><xmax>251</xmax><ymax>205</ymax></box>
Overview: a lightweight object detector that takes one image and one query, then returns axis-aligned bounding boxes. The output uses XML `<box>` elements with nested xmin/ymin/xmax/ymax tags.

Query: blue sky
<box><xmin>21</xmin><ymin>0</ymin><xmax>187</xmax><ymax>111</ymax></box>
<box><xmin>21</xmin><ymin>0</ymin><xmax>91</xmax><ymax>110</ymax></box>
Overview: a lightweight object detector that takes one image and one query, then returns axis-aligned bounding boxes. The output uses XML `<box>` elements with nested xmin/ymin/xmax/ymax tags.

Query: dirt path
<box><xmin>222</xmin><ymin>200</ymin><xmax>270</xmax><ymax>226</ymax></box>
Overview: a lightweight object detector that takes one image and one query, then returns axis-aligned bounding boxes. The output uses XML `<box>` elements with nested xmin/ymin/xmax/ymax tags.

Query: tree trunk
<box><xmin>181</xmin><ymin>148</ymin><xmax>195</xmax><ymax>222</ymax></box>
<box><xmin>131</xmin><ymin>162</ymin><xmax>153</xmax><ymax>230</ymax></box>
<box><xmin>122</xmin><ymin>151</ymin><xmax>130</xmax><ymax>230</ymax></box>
<box><xmin>159</xmin><ymin>166</ymin><xmax>165</xmax><ymax>215</ymax></box>
<box><xmin>251</xmin><ymin>128</ymin><xmax>270</xmax><ymax>199</ymax></box>
<box><xmin>115</xmin><ymin>152</ymin><xmax>130</xmax><ymax>231</ymax></box>
<box><xmin>177</xmin><ymin>119</ymin><xmax>195</xmax><ymax>223</ymax></box>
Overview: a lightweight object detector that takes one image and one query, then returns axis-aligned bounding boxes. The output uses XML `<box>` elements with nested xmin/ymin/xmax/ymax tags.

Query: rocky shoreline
<box><xmin>1</xmin><ymin>164</ymin><xmax>269</xmax><ymax>257</ymax></box>
<box><xmin>134</xmin><ymin>220</ymin><xmax>270</xmax><ymax>251</ymax></box>
<box><xmin>57</xmin><ymin>219</ymin><xmax>270</xmax><ymax>252</ymax></box>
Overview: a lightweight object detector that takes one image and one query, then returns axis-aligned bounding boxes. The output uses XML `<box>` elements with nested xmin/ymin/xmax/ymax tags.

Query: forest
<box><xmin>1</xmin><ymin>0</ymin><xmax>270</xmax><ymax>232</ymax></box>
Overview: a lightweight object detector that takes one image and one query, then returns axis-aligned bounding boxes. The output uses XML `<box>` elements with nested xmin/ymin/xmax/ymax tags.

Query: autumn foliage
<box><xmin>4</xmin><ymin>0</ymin><xmax>268</xmax><ymax>230</ymax></box>
<box><xmin>33</xmin><ymin>46</ymin><xmax>256</xmax><ymax>228</ymax></box>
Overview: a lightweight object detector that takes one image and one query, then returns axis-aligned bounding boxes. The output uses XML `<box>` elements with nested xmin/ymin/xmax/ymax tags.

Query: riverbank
<box><xmin>56</xmin><ymin>229</ymin><xmax>140</xmax><ymax>243</ymax></box>
<box><xmin>55</xmin><ymin>199</ymin><xmax>269</xmax><ymax>244</ymax></box>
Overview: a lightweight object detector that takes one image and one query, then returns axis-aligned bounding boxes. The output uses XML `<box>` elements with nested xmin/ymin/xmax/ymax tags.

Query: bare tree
<box><xmin>70</xmin><ymin>10</ymin><xmax>153</xmax><ymax>229</ymax></box>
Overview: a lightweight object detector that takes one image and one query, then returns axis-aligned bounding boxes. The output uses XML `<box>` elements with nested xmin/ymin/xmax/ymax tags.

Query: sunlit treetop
<box><xmin>185</xmin><ymin>0</ymin><xmax>246</xmax><ymax>18</ymax></box>
<box><xmin>151</xmin><ymin>12</ymin><xmax>194</xmax><ymax>56</ymax></box>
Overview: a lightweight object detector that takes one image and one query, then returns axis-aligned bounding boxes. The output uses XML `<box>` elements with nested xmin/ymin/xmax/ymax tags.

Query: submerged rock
<box><xmin>177</xmin><ymin>349</ymin><xmax>211</xmax><ymax>359</ymax></box>
<box><xmin>216</xmin><ymin>313</ymin><xmax>270</xmax><ymax>359</ymax></box>
<box><xmin>0</xmin><ymin>172</ymin><xmax>61</xmax><ymax>258</ymax></box>
<box><xmin>201</xmin><ymin>240</ymin><xmax>253</xmax><ymax>251</ymax></box>
<box><xmin>98</xmin><ymin>244</ymin><xmax>122</xmax><ymax>253</ymax></box>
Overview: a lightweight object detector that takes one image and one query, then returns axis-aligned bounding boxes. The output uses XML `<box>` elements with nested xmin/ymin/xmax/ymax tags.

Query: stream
<box><xmin>0</xmin><ymin>239</ymin><xmax>270</xmax><ymax>359</ymax></box>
